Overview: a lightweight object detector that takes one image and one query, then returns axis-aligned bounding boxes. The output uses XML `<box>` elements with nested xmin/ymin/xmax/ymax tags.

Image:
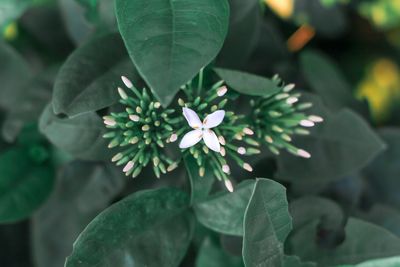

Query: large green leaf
<box><xmin>39</xmin><ymin>104</ymin><xmax>111</xmax><ymax>161</ymax></box>
<box><xmin>32</xmin><ymin>161</ymin><xmax>125</xmax><ymax>267</ymax></box>
<box><xmin>184</xmin><ymin>155</ymin><xmax>214</xmax><ymax>204</ymax></box>
<box><xmin>196</xmin><ymin>238</ymin><xmax>244</xmax><ymax>267</ymax></box>
<box><xmin>194</xmin><ymin>180</ymin><xmax>255</xmax><ymax>236</ymax></box>
<box><xmin>289</xmin><ymin>218</ymin><xmax>400</xmax><ymax>266</ymax></box>
<box><xmin>277</xmin><ymin>106</ymin><xmax>385</xmax><ymax>183</ymax></box>
<box><xmin>357</xmin><ymin>204</ymin><xmax>400</xmax><ymax>237</ymax></box>
<box><xmin>0</xmin><ymin>41</ymin><xmax>31</xmax><ymax>110</ymax></box>
<box><xmin>115</xmin><ymin>0</ymin><xmax>229</xmax><ymax>106</ymax></box>
<box><xmin>0</xmin><ymin>146</ymin><xmax>55</xmax><ymax>223</ymax></box>
<box><xmin>283</xmin><ymin>256</ymin><xmax>316</xmax><ymax>267</ymax></box>
<box><xmin>59</xmin><ymin>0</ymin><xmax>94</xmax><ymax>45</ymax></box>
<box><xmin>300</xmin><ymin>50</ymin><xmax>368</xmax><ymax>115</ymax></box>
<box><xmin>363</xmin><ymin>128</ymin><xmax>400</xmax><ymax>209</ymax></box>
<box><xmin>65</xmin><ymin>187</ymin><xmax>194</xmax><ymax>267</ymax></box>
<box><xmin>242</xmin><ymin>178</ymin><xmax>292</xmax><ymax>267</ymax></box>
<box><xmin>2</xmin><ymin>67</ymin><xmax>55</xmax><ymax>142</ymax></box>
<box><xmin>214</xmin><ymin>68</ymin><xmax>280</xmax><ymax>96</ymax></box>
<box><xmin>53</xmin><ymin>33</ymin><xmax>138</xmax><ymax>117</ymax></box>
<box><xmin>289</xmin><ymin>196</ymin><xmax>344</xmax><ymax>231</ymax></box>
<box><xmin>217</xmin><ymin>0</ymin><xmax>262</xmax><ymax>68</ymax></box>
<box><xmin>338</xmin><ymin>256</ymin><xmax>400</xmax><ymax>267</ymax></box>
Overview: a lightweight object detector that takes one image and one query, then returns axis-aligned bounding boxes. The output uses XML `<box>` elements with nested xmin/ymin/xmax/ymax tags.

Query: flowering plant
<box><xmin>103</xmin><ymin>71</ymin><xmax>322</xmax><ymax>192</ymax></box>
<box><xmin>0</xmin><ymin>0</ymin><xmax>399</xmax><ymax>267</ymax></box>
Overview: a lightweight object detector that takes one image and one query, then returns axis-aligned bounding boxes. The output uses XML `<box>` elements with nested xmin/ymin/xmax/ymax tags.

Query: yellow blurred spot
<box><xmin>393</xmin><ymin>1</ymin><xmax>400</xmax><ymax>12</ymax></box>
<box><xmin>356</xmin><ymin>58</ymin><xmax>400</xmax><ymax>122</ymax></box>
<box><xmin>265</xmin><ymin>0</ymin><xmax>294</xmax><ymax>20</ymax></box>
<box><xmin>287</xmin><ymin>25</ymin><xmax>315</xmax><ymax>52</ymax></box>
<box><xmin>3</xmin><ymin>22</ymin><xmax>18</xmax><ymax>41</ymax></box>
<box><xmin>371</xmin><ymin>6</ymin><xmax>387</xmax><ymax>25</ymax></box>
<box><xmin>372</xmin><ymin>59</ymin><xmax>399</xmax><ymax>88</ymax></box>
<box><xmin>358</xmin><ymin>0</ymin><xmax>400</xmax><ymax>29</ymax></box>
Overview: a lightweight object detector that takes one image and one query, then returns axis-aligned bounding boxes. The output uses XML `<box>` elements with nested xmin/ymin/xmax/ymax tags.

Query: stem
<box><xmin>197</xmin><ymin>68</ymin><xmax>204</xmax><ymax>96</ymax></box>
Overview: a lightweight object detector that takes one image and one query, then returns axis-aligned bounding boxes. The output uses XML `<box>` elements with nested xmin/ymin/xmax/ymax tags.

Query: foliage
<box><xmin>1</xmin><ymin>0</ymin><xmax>400</xmax><ymax>266</ymax></box>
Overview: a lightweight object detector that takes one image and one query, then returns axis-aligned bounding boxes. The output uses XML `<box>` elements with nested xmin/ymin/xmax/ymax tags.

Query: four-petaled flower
<box><xmin>179</xmin><ymin>107</ymin><xmax>225</xmax><ymax>152</ymax></box>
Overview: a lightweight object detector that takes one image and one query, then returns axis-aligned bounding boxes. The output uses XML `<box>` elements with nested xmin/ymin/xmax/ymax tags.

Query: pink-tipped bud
<box><xmin>243</xmin><ymin>163</ymin><xmax>253</xmax><ymax>172</ymax></box>
<box><xmin>286</xmin><ymin>97</ymin><xmax>298</xmax><ymax>105</ymax></box>
<box><xmin>123</xmin><ymin>161</ymin><xmax>134</xmax><ymax>172</ymax></box>
<box><xmin>169</xmin><ymin>133</ymin><xmax>178</xmax><ymax>142</ymax></box>
<box><xmin>237</xmin><ymin>147</ymin><xmax>246</xmax><ymax>155</ymax></box>
<box><xmin>222</xmin><ymin>164</ymin><xmax>230</xmax><ymax>174</ymax></box>
<box><xmin>129</xmin><ymin>114</ymin><xmax>140</xmax><ymax>122</ymax></box>
<box><xmin>218</xmin><ymin>136</ymin><xmax>226</xmax><ymax>145</ymax></box>
<box><xmin>217</xmin><ymin>86</ymin><xmax>228</xmax><ymax>96</ymax></box>
<box><xmin>121</xmin><ymin>76</ymin><xmax>133</xmax><ymax>88</ymax></box>
<box><xmin>243</xmin><ymin>127</ymin><xmax>254</xmax><ymax>135</ymax></box>
<box><xmin>300</xmin><ymin>120</ymin><xmax>315</xmax><ymax>127</ymax></box>
<box><xmin>309</xmin><ymin>115</ymin><xmax>323</xmax><ymax>123</ymax></box>
<box><xmin>103</xmin><ymin>116</ymin><xmax>116</xmax><ymax>126</ymax></box>
<box><xmin>297</xmin><ymin>149</ymin><xmax>311</xmax><ymax>158</ymax></box>
<box><xmin>220</xmin><ymin>147</ymin><xmax>226</xmax><ymax>156</ymax></box>
<box><xmin>224</xmin><ymin>180</ymin><xmax>234</xmax><ymax>192</ymax></box>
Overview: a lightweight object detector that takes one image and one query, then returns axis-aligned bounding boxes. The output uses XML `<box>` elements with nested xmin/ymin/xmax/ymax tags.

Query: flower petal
<box><xmin>203</xmin><ymin>110</ymin><xmax>225</xmax><ymax>129</ymax></box>
<box><xmin>183</xmin><ymin>107</ymin><xmax>202</xmax><ymax>129</ymax></box>
<box><xmin>203</xmin><ymin>129</ymin><xmax>221</xmax><ymax>152</ymax></box>
<box><xmin>179</xmin><ymin>129</ymin><xmax>203</xmax><ymax>149</ymax></box>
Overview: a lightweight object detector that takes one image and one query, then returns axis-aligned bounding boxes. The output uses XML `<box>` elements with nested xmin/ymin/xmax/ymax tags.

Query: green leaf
<box><xmin>289</xmin><ymin>218</ymin><xmax>400</xmax><ymax>266</ymax></box>
<box><xmin>196</xmin><ymin>238</ymin><xmax>244</xmax><ymax>267</ymax></box>
<box><xmin>338</xmin><ymin>256</ymin><xmax>400</xmax><ymax>267</ymax></box>
<box><xmin>184</xmin><ymin>155</ymin><xmax>214</xmax><ymax>204</ymax></box>
<box><xmin>289</xmin><ymin>196</ymin><xmax>344</xmax><ymax>231</ymax></box>
<box><xmin>194</xmin><ymin>180</ymin><xmax>255</xmax><ymax>236</ymax></box>
<box><xmin>283</xmin><ymin>256</ymin><xmax>316</xmax><ymax>267</ymax></box>
<box><xmin>214</xmin><ymin>68</ymin><xmax>280</xmax><ymax>96</ymax></box>
<box><xmin>363</xmin><ymin>128</ymin><xmax>400</xmax><ymax>209</ymax></box>
<box><xmin>115</xmin><ymin>0</ymin><xmax>230</xmax><ymax>106</ymax></box>
<box><xmin>300</xmin><ymin>50</ymin><xmax>368</xmax><ymax>115</ymax></box>
<box><xmin>217</xmin><ymin>0</ymin><xmax>262</xmax><ymax>68</ymax></box>
<box><xmin>32</xmin><ymin>161</ymin><xmax>125</xmax><ymax>267</ymax></box>
<box><xmin>53</xmin><ymin>33</ymin><xmax>139</xmax><ymax>117</ymax></box>
<box><xmin>277</xmin><ymin>104</ymin><xmax>385</xmax><ymax>183</ymax></box>
<box><xmin>0</xmin><ymin>146</ymin><xmax>55</xmax><ymax>223</ymax></box>
<box><xmin>39</xmin><ymin>104</ymin><xmax>111</xmax><ymax>161</ymax></box>
<box><xmin>357</xmin><ymin>204</ymin><xmax>400</xmax><ymax>237</ymax></box>
<box><xmin>2</xmin><ymin>66</ymin><xmax>55</xmax><ymax>142</ymax></box>
<box><xmin>242</xmin><ymin>178</ymin><xmax>292</xmax><ymax>267</ymax></box>
<box><xmin>65</xmin><ymin>187</ymin><xmax>194</xmax><ymax>267</ymax></box>
<box><xmin>0</xmin><ymin>41</ymin><xmax>31</xmax><ymax>110</ymax></box>
<box><xmin>59</xmin><ymin>0</ymin><xmax>94</xmax><ymax>45</ymax></box>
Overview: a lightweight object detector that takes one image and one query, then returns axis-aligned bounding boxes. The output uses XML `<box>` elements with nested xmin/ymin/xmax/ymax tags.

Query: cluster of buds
<box><xmin>174</xmin><ymin>72</ymin><xmax>261</xmax><ymax>192</ymax></box>
<box><xmin>250</xmin><ymin>74</ymin><xmax>323</xmax><ymax>158</ymax></box>
<box><xmin>103</xmin><ymin>76</ymin><xmax>180</xmax><ymax>178</ymax></box>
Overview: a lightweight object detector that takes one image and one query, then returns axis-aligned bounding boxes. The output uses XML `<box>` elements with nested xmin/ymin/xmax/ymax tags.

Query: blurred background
<box><xmin>2</xmin><ymin>0</ymin><xmax>400</xmax><ymax>266</ymax></box>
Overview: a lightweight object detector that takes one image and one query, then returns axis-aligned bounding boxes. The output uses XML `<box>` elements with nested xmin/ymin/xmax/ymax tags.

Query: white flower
<box><xmin>179</xmin><ymin>107</ymin><xmax>225</xmax><ymax>152</ymax></box>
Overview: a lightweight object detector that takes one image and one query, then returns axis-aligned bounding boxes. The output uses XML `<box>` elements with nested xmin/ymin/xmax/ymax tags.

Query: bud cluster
<box><xmin>250</xmin><ymin>74</ymin><xmax>323</xmax><ymax>158</ymax></box>
<box><xmin>103</xmin><ymin>76</ymin><xmax>180</xmax><ymax>178</ymax></box>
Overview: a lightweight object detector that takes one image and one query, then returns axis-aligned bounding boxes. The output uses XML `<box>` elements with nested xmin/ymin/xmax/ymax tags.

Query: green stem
<box><xmin>197</xmin><ymin>68</ymin><xmax>204</xmax><ymax>96</ymax></box>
